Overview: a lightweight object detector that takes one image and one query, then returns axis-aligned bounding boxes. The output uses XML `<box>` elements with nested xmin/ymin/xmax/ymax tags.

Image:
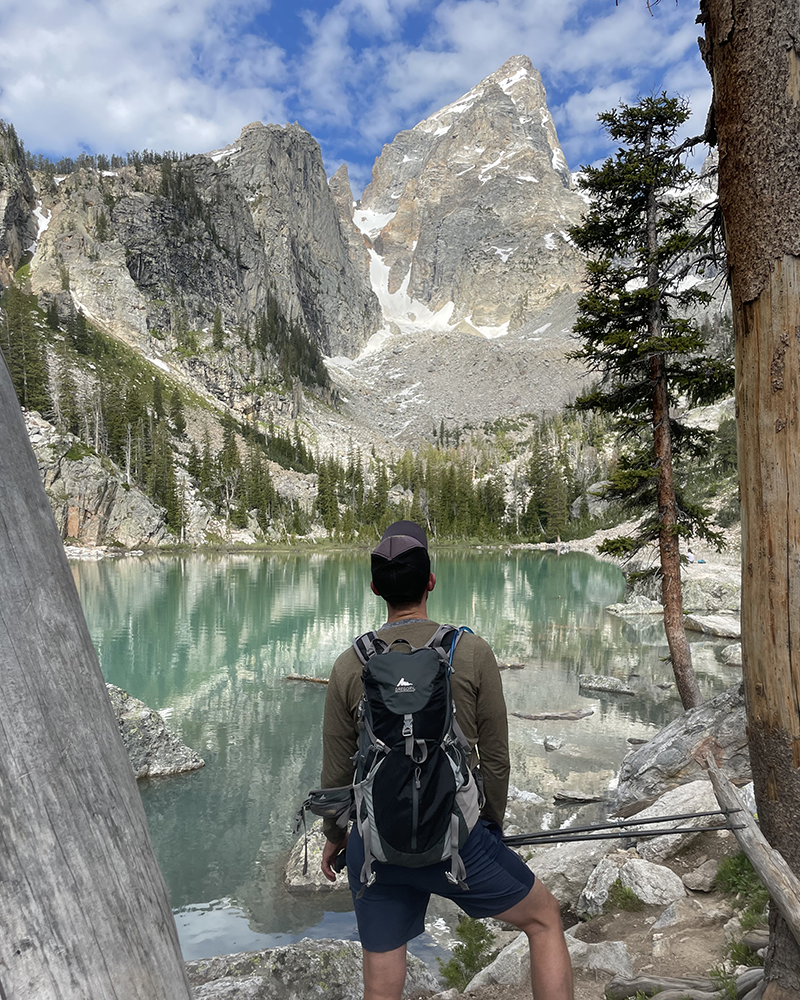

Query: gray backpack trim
<box><xmin>351</xmin><ymin>624</ymin><xmax>479</xmax><ymax>894</ymax></box>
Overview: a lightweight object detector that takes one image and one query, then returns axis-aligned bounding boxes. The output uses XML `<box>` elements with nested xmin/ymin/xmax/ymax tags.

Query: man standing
<box><xmin>320</xmin><ymin>521</ymin><xmax>574</xmax><ymax>1000</ymax></box>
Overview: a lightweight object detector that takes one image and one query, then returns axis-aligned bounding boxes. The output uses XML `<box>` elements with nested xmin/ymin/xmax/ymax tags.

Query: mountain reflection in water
<box><xmin>71</xmin><ymin>549</ymin><xmax>734</xmax><ymax>960</ymax></box>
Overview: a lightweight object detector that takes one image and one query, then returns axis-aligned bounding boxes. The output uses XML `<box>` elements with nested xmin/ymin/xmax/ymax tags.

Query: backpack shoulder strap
<box><xmin>424</xmin><ymin>624</ymin><xmax>472</xmax><ymax>665</ymax></box>
<box><xmin>353</xmin><ymin>630</ymin><xmax>390</xmax><ymax>664</ymax></box>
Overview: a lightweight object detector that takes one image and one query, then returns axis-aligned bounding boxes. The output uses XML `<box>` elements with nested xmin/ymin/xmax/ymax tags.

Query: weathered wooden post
<box><xmin>0</xmin><ymin>356</ymin><xmax>192</xmax><ymax>998</ymax></box>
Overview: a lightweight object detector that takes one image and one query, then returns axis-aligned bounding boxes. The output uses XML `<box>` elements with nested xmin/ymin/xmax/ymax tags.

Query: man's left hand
<box><xmin>321</xmin><ymin>835</ymin><xmax>349</xmax><ymax>882</ymax></box>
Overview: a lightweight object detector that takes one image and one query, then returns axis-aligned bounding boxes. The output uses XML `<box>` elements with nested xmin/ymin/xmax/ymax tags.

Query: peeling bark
<box><xmin>701</xmin><ymin>0</ymin><xmax>800</xmax><ymax>987</ymax></box>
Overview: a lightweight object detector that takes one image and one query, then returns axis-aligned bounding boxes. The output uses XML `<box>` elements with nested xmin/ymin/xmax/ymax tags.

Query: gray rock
<box><xmin>577</xmin><ymin>854</ymin><xmax>630</xmax><ymax>918</ymax></box>
<box><xmin>578</xmin><ymin>674</ymin><xmax>635</xmax><ymax>696</ymax></box>
<box><xmin>682</xmin><ymin>858</ymin><xmax>719</xmax><ymax>892</ymax></box>
<box><xmin>565</xmin><ymin>932</ymin><xmax>634</xmax><ymax>978</ymax></box>
<box><xmin>618</xmin><ymin>858</ymin><xmax>686</xmax><ymax>905</ymax></box>
<box><xmin>684</xmin><ymin>614</ymin><xmax>741</xmax><ymax>638</ymax></box>
<box><xmin>721</xmin><ymin>643</ymin><xmax>743</xmax><ymax>666</ymax></box>
<box><xmin>187</xmin><ymin>941</ymin><xmax>437</xmax><ymax>1000</ymax></box>
<box><xmin>606</xmin><ymin>595</ymin><xmax>664</xmax><ymax>616</ymax></box>
<box><xmin>195</xmin><ymin>977</ymin><xmax>268</xmax><ymax>1000</ymax></box>
<box><xmin>285</xmin><ymin>820</ymin><xmax>349</xmax><ymax>894</ymax></box>
<box><xmin>615</xmin><ymin>685</ymin><xmax>749</xmax><ymax>813</ymax></box>
<box><xmin>524</xmin><ymin>838</ymin><xmax>615</xmax><ymax>909</ymax></box>
<box><xmin>465</xmin><ymin>932</ymin><xmax>528</xmax><ymax>991</ymax></box>
<box><xmin>652</xmin><ymin>896</ymin><xmax>733</xmax><ymax>930</ymax></box>
<box><xmin>681</xmin><ymin>575</ymin><xmax>741</xmax><ymax>615</ymax></box>
<box><xmin>623</xmin><ymin>780</ymin><xmax>724</xmax><ymax>863</ymax></box>
<box><xmin>106</xmin><ymin>684</ymin><xmax>204</xmax><ymax>778</ymax></box>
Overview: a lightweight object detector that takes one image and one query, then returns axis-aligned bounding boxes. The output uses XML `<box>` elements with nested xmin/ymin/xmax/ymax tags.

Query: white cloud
<box><xmin>0</xmin><ymin>0</ymin><xmax>288</xmax><ymax>155</ymax></box>
<box><xmin>0</xmin><ymin>0</ymin><xmax>713</xmax><ymax>186</ymax></box>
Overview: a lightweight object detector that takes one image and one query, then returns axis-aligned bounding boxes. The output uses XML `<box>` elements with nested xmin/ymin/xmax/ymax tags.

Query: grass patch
<box><xmin>726</xmin><ymin>940</ymin><xmax>764</xmax><ymax>968</ymax></box>
<box><xmin>604</xmin><ymin>878</ymin><xmax>644</xmax><ymax>913</ymax></box>
<box><xmin>716</xmin><ymin>852</ymin><xmax>769</xmax><ymax>929</ymax></box>
<box><xmin>64</xmin><ymin>441</ymin><xmax>95</xmax><ymax>461</ymax></box>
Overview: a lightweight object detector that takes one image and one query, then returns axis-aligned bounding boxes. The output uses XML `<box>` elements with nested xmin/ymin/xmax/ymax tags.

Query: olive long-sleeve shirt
<box><xmin>320</xmin><ymin>620</ymin><xmax>510</xmax><ymax>845</ymax></box>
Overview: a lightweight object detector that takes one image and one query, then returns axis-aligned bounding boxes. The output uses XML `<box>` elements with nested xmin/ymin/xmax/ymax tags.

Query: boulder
<box><xmin>683</xmin><ymin>614</ymin><xmax>741</xmax><ymax>638</ymax></box>
<box><xmin>606</xmin><ymin>595</ymin><xmax>664</xmax><ymax>616</ymax></box>
<box><xmin>681</xmin><ymin>574</ymin><xmax>741</xmax><ymax>615</ymax></box>
<box><xmin>682</xmin><ymin>859</ymin><xmax>719</xmax><ymax>892</ymax></box>
<box><xmin>524</xmin><ymin>838</ymin><xmax>615</xmax><ymax>909</ymax></box>
<box><xmin>721</xmin><ymin>643</ymin><xmax>742</xmax><ymax>666</ymax></box>
<box><xmin>285</xmin><ymin>820</ymin><xmax>349</xmax><ymax>894</ymax></box>
<box><xmin>622</xmin><ymin>780</ymin><xmax>725</xmax><ymax>864</ymax></box>
<box><xmin>565</xmin><ymin>933</ymin><xmax>634</xmax><ymax>978</ymax></box>
<box><xmin>615</xmin><ymin>685</ymin><xmax>749</xmax><ymax>813</ymax></box>
<box><xmin>107</xmin><ymin>684</ymin><xmax>204</xmax><ymax>778</ymax></box>
<box><xmin>465</xmin><ymin>933</ymin><xmax>528</xmax><ymax>991</ymax></box>
<box><xmin>577</xmin><ymin>853</ymin><xmax>631</xmax><ymax>918</ymax></box>
<box><xmin>618</xmin><ymin>858</ymin><xmax>686</xmax><ymax>905</ymax></box>
<box><xmin>187</xmin><ymin>941</ymin><xmax>437</xmax><ymax>1000</ymax></box>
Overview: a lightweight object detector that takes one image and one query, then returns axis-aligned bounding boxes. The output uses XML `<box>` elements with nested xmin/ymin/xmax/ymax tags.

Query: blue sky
<box><xmin>0</xmin><ymin>0</ymin><xmax>710</xmax><ymax>195</ymax></box>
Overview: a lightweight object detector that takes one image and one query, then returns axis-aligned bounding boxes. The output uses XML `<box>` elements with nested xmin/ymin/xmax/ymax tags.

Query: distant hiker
<box><xmin>319</xmin><ymin>520</ymin><xmax>574</xmax><ymax>1000</ymax></box>
<box><xmin>687</xmin><ymin>549</ymin><xmax>695</xmax><ymax>563</ymax></box>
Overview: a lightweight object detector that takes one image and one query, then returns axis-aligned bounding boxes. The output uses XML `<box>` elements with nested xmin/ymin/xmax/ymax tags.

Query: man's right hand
<box><xmin>321</xmin><ymin>835</ymin><xmax>349</xmax><ymax>882</ymax></box>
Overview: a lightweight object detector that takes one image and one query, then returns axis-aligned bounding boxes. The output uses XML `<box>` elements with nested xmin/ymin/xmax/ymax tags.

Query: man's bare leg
<box><xmin>362</xmin><ymin>944</ymin><xmax>407</xmax><ymax>1000</ymax></box>
<box><xmin>494</xmin><ymin>878</ymin><xmax>574</xmax><ymax>1000</ymax></box>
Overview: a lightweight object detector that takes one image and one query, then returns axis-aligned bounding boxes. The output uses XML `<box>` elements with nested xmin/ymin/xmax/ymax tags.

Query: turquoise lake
<box><xmin>71</xmin><ymin>548</ymin><xmax>734</xmax><ymax>962</ymax></box>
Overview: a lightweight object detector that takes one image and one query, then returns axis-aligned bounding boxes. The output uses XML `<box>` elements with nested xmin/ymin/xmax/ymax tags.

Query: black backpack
<box><xmin>349</xmin><ymin>624</ymin><xmax>481</xmax><ymax>892</ymax></box>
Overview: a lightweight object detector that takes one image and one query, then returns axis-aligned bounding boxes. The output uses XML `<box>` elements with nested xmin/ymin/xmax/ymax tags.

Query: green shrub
<box><xmin>437</xmin><ymin>917</ymin><xmax>497</xmax><ymax>992</ymax></box>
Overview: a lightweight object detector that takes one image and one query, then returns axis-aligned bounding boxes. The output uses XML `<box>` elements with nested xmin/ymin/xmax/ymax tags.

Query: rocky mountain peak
<box><xmin>0</xmin><ymin>121</ymin><xmax>37</xmax><ymax>285</ymax></box>
<box><xmin>354</xmin><ymin>55</ymin><xmax>585</xmax><ymax>337</ymax></box>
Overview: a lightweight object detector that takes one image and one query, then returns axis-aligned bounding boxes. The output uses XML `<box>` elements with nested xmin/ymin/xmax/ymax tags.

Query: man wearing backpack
<box><xmin>319</xmin><ymin>520</ymin><xmax>574</xmax><ymax>1000</ymax></box>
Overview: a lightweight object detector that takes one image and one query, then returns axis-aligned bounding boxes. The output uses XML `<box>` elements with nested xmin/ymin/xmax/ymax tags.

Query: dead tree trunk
<box><xmin>0</xmin><ymin>357</ymin><xmax>192</xmax><ymax>998</ymax></box>
<box><xmin>700</xmin><ymin>1</ymin><xmax>800</xmax><ymax>993</ymax></box>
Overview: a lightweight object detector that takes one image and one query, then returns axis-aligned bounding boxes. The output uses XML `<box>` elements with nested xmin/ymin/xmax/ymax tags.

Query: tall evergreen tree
<box><xmin>568</xmin><ymin>93</ymin><xmax>734</xmax><ymax>709</ymax></box>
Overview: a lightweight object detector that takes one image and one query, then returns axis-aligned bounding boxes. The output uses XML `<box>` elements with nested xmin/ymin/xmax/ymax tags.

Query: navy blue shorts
<box><xmin>346</xmin><ymin>820</ymin><xmax>535</xmax><ymax>953</ymax></box>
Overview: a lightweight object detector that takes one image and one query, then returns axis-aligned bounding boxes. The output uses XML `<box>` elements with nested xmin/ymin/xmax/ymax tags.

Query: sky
<box><xmin>0</xmin><ymin>0</ymin><xmax>711</xmax><ymax>196</ymax></box>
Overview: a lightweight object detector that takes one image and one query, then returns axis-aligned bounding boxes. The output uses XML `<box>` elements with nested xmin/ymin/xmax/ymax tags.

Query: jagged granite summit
<box><xmin>353</xmin><ymin>55</ymin><xmax>586</xmax><ymax>337</ymax></box>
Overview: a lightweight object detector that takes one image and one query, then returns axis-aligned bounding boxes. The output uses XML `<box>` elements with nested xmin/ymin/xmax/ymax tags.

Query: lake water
<box><xmin>71</xmin><ymin>548</ymin><xmax>734</xmax><ymax>963</ymax></box>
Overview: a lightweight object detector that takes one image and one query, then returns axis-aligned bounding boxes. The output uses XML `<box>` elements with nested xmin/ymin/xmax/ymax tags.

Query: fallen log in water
<box><xmin>286</xmin><ymin>675</ymin><xmax>329</xmax><ymax>685</ymax></box>
<box><xmin>511</xmin><ymin>708</ymin><xmax>594</xmax><ymax>721</ymax></box>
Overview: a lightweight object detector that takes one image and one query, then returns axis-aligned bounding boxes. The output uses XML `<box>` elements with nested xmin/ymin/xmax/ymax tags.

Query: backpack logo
<box><xmin>395</xmin><ymin>677</ymin><xmax>416</xmax><ymax>693</ymax></box>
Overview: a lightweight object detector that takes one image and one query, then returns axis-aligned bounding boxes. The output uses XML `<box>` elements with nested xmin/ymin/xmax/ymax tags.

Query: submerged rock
<box><xmin>107</xmin><ymin>684</ymin><xmax>204</xmax><ymax>778</ymax></box>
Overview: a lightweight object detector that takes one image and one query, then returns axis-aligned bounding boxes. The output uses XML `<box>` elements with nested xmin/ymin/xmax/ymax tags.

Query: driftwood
<box><xmin>606</xmin><ymin>968</ymin><xmax>764</xmax><ymax>1000</ymax></box>
<box><xmin>286</xmin><ymin>674</ymin><xmax>329</xmax><ymax>685</ymax></box>
<box><xmin>604</xmin><ymin>974</ymin><xmax>720</xmax><ymax>999</ymax></box>
<box><xmin>706</xmin><ymin>756</ymin><xmax>800</xmax><ymax>950</ymax></box>
<box><xmin>498</xmin><ymin>661</ymin><xmax>527</xmax><ymax>670</ymax></box>
<box><xmin>511</xmin><ymin>708</ymin><xmax>594</xmax><ymax>722</ymax></box>
<box><xmin>553</xmin><ymin>790</ymin><xmax>606</xmax><ymax>804</ymax></box>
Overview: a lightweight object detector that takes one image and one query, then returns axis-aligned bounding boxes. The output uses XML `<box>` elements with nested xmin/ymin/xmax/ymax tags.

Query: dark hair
<box><xmin>371</xmin><ymin>547</ymin><xmax>430</xmax><ymax>608</ymax></box>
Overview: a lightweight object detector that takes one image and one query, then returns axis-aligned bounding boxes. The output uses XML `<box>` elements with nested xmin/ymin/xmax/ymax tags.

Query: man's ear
<box><xmin>370</xmin><ymin>581</ymin><xmax>380</xmax><ymax>596</ymax></box>
<box><xmin>427</xmin><ymin>572</ymin><xmax>436</xmax><ymax>593</ymax></box>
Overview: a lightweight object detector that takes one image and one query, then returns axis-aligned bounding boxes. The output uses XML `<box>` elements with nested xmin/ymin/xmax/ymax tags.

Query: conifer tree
<box><xmin>211</xmin><ymin>307</ymin><xmax>224</xmax><ymax>350</ymax></box>
<box><xmin>169</xmin><ymin>387</ymin><xmax>186</xmax><ymax>436</ymax></box>
<box><xmin>569</xmin><ymin>94</ymin><xmax>733</xmax><ymax>709</ymax></box>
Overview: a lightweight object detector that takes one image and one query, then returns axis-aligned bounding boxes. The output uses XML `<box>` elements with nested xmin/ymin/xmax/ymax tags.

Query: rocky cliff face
<box><xmin>354</xmin><ymin>54</ymin><xmax>586</xmax><ymax>336</ymax></box>
<box><xmin>25</xmin><ymin>123</ymin><xmax>381</xmax><ymax>358</ymax></box>
<box><xmin>0</xmin><ymin>121</ymin><xmax>38</xmax><ymax>286</ymax></box>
